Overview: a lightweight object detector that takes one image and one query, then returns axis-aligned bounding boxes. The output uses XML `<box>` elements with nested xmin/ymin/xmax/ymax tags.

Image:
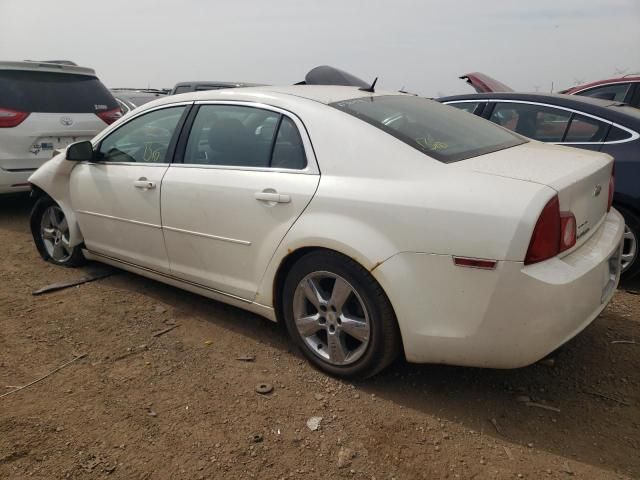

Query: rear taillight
<box><xmin>607</xmin><ymin>164</ymin><xmax>615</xmax><ymax>212</ymax></box>
<box><xmin>525</xmin><ymin>196</ymin><xmax>560</xmax><ymax>264</ymax></box>
<box><xmin>0</xmin><ymin>108</ymin><xmax>29</xmax><ymax>128</ymax></box>
<box><xmin>525</xmin><ymin>195</ymin><xmax>576</xmax><ymax>265</ymax></box>
<box><xmin>96</xmin><ymin>107</ymin><xmax>123</xmax><ymax>125</ymax></box>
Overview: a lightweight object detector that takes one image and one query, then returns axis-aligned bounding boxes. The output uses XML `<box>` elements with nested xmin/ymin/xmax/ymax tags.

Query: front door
<box><xmin>161</xmin><ymin>103</ymin><xmax>319</xmax><ymax>300</ymax></box>
<box><xmin>70</xmin><ymin>105</ymin><xmax>188</xmax><ymax>272</ymax></box>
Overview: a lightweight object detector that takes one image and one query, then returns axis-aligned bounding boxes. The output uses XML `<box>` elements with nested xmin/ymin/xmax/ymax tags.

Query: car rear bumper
<box><xmin>0</xmin><ymin>167</ymin><xmax>36</xmax><ymax>194</ymax></box>
<box><xmin>373</xmin><ymin>208</ymin><xmax>624</xmax><ymax>368</ymax></box>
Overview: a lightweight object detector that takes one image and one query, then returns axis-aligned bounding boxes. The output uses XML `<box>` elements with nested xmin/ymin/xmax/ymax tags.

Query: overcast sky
<box><xmin>1</xmin><ymin>0</ymin><xmax>639</xmax><ymax>96</ymax></box>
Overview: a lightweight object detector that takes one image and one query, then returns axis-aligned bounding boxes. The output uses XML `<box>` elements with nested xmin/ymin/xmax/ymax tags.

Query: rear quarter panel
<box><xmin>255</xmin><ymin>104</ymin><xmax>552</xmax><ymax>306</ymax></box>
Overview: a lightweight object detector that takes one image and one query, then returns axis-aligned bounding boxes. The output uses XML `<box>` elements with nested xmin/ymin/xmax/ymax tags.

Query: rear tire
<box><xmin>617</xmin><ymin>206</ymin><xmax>640</xmax><ymax>280</ymax></box>
<box><xmin>31</xmin><ymin>197</ymin><xmax>86</xmax><ymax>267</ymax></box>
<box><xmin>282</xmin><ymin>250</ymin><xmax>401</xmax><ymax>379</ymax></box>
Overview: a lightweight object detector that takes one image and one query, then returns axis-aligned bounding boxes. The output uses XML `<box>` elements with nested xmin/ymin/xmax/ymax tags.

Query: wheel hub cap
<box><xmin>621</xmin><ymin>224</ymin><xmax>637</xmax><ymax>274</ymax></box>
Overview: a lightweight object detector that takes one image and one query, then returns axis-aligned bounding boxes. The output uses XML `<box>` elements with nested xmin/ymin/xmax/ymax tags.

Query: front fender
<box><xmin>29</xmin><ymin>153</ymin><xmax>84</xmax><ymax>248</ymax></box>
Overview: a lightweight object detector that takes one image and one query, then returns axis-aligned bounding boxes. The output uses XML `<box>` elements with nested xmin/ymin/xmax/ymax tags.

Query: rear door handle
<box><xmin>134</xmin><ymin>178</ymin><xmax>156</xmax><ymax>190</ymax></box>
<box><xmin>254</xmin><ymin>191</ymin><xmax>291</xmax><ymax>203</ymax></box>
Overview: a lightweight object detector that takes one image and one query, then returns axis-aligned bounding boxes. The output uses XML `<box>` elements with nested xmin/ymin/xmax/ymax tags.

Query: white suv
<box><xmin>0</xmin><ymin>61</ymin><xmax>121</xmax><ymax>194</ymax></box>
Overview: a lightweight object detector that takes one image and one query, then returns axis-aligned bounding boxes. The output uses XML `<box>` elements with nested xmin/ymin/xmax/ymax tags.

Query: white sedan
<box><xmin>28</xmin><ymin>85</ymin><xmax>624</xmax><ymax>378</ymax></box>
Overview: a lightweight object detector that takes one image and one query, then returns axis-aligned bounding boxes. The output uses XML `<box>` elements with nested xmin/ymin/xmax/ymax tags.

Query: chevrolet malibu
<box><xmin>28</xmin><ymin>85</ymin><xmax>623</xmax><ymax>378</ymax></box>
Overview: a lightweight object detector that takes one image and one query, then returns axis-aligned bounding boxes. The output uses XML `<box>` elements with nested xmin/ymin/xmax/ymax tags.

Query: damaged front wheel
<box><xmin>31</xmin><ymin>197</ymin><xmax>85</xmax><ymax>267</ymax></box>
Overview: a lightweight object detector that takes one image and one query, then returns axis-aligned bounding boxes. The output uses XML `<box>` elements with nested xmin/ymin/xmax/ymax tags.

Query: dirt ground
<box><xmin>0</xmin><ymin>195</ymin><xmax>639</xmax><ymax>480</ymax></box>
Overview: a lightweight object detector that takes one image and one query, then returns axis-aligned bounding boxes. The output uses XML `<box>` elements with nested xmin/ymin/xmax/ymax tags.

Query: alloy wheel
<box><xmin>40</xmin><ymin>206</ymin><xmax>72</xmax><ymax>262</ymax></box>
<box><xmin>621</xmin><ymin>224</ymin><xmax>637</xmax><ymax>273</ymax></box>
<box><xmin>292</xmin><ymin>271</ymin><xmax>370</xmax><ymax>366</ymax></box>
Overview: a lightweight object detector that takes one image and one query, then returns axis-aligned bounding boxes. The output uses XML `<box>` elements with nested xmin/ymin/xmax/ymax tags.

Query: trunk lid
<box><xmin>453</xmin><ymin>142</ymin><xmax>613</xmax><ymax>248</ymax></box>
<box><xmin>460</xmin><ymin>72</ymin><xmax>514</xmax><ymax>93</ymax></box>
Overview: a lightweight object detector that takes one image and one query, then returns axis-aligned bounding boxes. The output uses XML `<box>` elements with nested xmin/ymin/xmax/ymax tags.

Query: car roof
<box><xmin>158</xmin><ymin>85</ymin><xmax>394</xmax><ymax>107</ymax></box>
<box><xmin>0</xmin><ymin>60</ymin><xmax>96</xmax><ymax>76</ymax></box>
<box><xmin>173</xmin><ymin>81</ymin><xmax>265</xmax><ymax>88</ymax></box>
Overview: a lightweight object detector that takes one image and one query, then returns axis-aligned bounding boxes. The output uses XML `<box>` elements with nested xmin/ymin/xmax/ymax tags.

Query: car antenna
<box><xmin>359</xmin><ymin>77</ymin><xmax>378</xmax><ymax>93</ymax></box>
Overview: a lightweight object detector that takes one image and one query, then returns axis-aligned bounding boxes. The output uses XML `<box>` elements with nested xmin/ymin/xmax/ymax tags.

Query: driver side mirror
<box><xmin>66</xmin><ymin>140</ymin><xmax>95</xmax><ymax>162</ymax></box>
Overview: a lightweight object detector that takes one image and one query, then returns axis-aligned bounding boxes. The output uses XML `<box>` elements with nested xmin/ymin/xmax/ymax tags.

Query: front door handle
<box><xmin>134</xmin><ymin>178</ymin><xmax>156</xmax><ymax>190</ymax></box>
<box><xmin>254</xmin><ymin>190</ymin><xmax>291</xmax><ymax>203</ymax></box>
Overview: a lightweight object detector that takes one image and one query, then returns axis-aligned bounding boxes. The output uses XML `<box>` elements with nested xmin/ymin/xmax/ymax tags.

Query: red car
<box><xmin>461</xmin><ymin>72</ymin><xmax>640</xmax><ymax>108</ymax></box>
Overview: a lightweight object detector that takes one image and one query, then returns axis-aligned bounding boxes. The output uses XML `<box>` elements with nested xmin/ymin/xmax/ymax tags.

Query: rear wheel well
<box><xmin>614</xmin><ymin>201</ymin><xmax>640</xmax><ymax>219</ymax></box>
<box><xmin>272</xmin><ymin>247</ymin><xmax>402</xmax><ymax>353</ymax></box>
<box><xmin>273</xmin><ymin>247</ymin><xmax>324</xmax><ymax>323</ymax></box>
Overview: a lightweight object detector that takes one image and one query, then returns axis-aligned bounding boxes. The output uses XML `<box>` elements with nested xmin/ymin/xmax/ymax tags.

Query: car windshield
<box><xmin>0</xmin><ymin>70</ymin><xmax>118</xmax><ymax>113</ymax></box>
<box><xmin>331</xmin><ymin>95</ymin><xmax>526</xmax><ymax>163</ymax></box>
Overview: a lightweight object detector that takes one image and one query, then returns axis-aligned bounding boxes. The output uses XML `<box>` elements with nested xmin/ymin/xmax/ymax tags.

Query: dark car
<box><xmin>438</xmin><ymin>91</ymin><xmax>640</xmax><ymax>277</ymax></box>
<box><xmin>111</xmin><ymin>88</ymin><xmax>170</xmax><ymax>114</ymax></box>
<box><xmin>170</xmin><ymin>81</ymin><xmax>264</xmax><ymax>95</ymax></box>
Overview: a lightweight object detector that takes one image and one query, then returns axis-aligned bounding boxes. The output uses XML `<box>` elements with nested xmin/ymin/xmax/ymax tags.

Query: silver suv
<box><xmin>0</xmin><ymin>61</ymin><xmax>121</xmax><ymax>194</ymax></box>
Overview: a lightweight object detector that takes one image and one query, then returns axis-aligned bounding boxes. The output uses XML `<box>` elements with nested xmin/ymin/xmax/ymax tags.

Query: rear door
<box><xmin>70</xmin><ymin>104</ymin><xmax>189</xmax><ymax>272</ymax></box>
<box><xmin>161</xmin><ymin>102</ymin><xmax>319</xmax><ymax>300</ymax></box>
<box><xmin>0</xmin><ymin>69</ymin><xmax>121</xmax><ymax>173</ymax></box>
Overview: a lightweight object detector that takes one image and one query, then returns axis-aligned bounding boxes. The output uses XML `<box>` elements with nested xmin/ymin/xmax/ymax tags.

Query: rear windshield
<box><xmin>331</xmin><ymin>95</ymin><xmax>526</xmax><ymax>163</ymax></box>
<box><xmin>0</xmin><ymin>70</ymin><xmax>118</xmax><ymax>113</ymax></box>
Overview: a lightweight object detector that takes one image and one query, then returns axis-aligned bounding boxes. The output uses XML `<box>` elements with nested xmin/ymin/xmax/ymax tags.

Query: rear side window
<box><xmin>271</xmin><ymin>117</ymin><xmax>307</xmax><ymax>169</ymax></box>
<box><xmin>0</xmin><ymin>70</ymin><xmax>118</xmax><ymax>113</ymax></box>
<box><xmin>606</xmin><ymin>126</ymin><xmax>633</xmax><ymax>142</ymax></box>
<box><xmin>564</xmin><ymin>114</ymin><xmax>609</xmax><ymax>142</ymax></box>
<box><xmin>331</xmin><ymin>95</ymin><xmax>524</xmax><ymax>163</ymax></box>
<box><xmin>490</xmin><ymin>102</ymin><xmax>571</xmax><ymax>142</ymax></box>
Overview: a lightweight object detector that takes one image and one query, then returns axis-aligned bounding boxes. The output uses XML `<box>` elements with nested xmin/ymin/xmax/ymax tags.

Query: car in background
<box><xmin>0</xmin><ymin>60</ymin><xmax>121</xmax><ymax>194</ymax></box>
<box><xmin>170</xmin><ymin>81</ymin><xmax>264</xmax><ymax>95</ymax></box>
<box><xmin>459</xmin><ymin>72</ymin><xmax>514</xmax><ymax>93</ymax></box>
<box><xmin>28</xmin><ymin>84</ymin><xmax>622</xmax><ymax>378</ymax></box>
<box><xmin>561</xmin><ymin>75</ymin><xmax>640</xmax><ymax>108</ymax></box>
<box><xmin>111</xmin><ymin>88</ymin><xmax>170</xmax><ymax>114</ymax></box>
<box><xmin>438</xmin><ymin>91</ymin><xmax>640</xmax><ymax>277</ymax></box>
<box><xmin>460</xmin><ymin>71</ymin><xmax>640</xmax><ymax>108</ymax></box>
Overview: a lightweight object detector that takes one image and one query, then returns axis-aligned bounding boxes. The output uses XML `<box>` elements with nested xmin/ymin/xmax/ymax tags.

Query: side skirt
<box><xmin>82</xmin><ymin>249</ymin><xmax>277</xmax><ymax>322</ymax></box>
